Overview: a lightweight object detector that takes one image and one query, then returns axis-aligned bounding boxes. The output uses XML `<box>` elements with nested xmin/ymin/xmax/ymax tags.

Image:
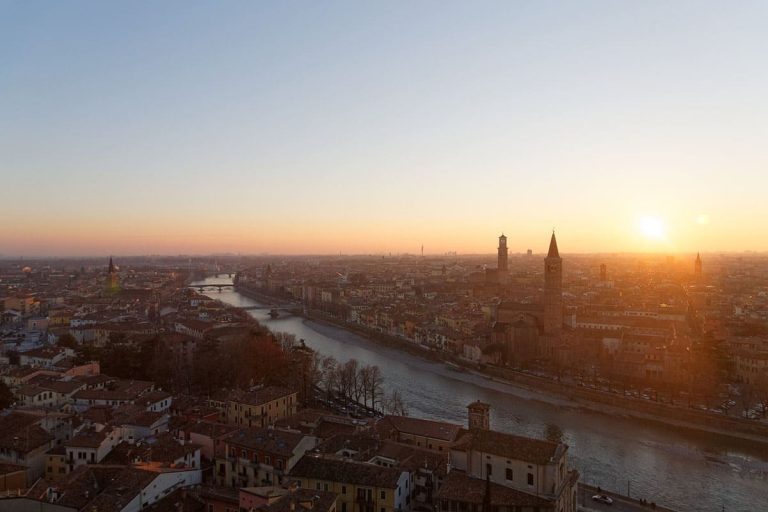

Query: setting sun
<box><xmin>638</xmin><ymin>215</ymin><xmax>667</xmax><ymax>240</ymax></box>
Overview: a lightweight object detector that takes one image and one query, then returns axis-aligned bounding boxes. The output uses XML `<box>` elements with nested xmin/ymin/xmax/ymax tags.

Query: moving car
<box><xmin>592</xmin><ymin>494</ymin><xmax>614</xmax><ymax>505</ymax></box>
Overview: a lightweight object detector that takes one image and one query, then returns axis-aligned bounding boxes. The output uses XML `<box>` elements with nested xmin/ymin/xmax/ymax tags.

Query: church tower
<box><xmin>497</xmin><ymin>234</ymin><xmax>508</xmax><ymax>273</ymax></box>
<box><xmin>106</xmin><ymin>256</ymin><xmax>118</xmax><ymax>292</ymax></box>
<box><xmin>544</xmin><ymin>232</ymin><xmax>563</xmax><ymax>336</ymax></box>
<box><xmin>694</xmin><ymin>252</ymin><xmax>702</xmax><ymax>277</ymax></box>
<box><xmin>467</xmin><ymin>400</ymin><xmax>490</xmax><ymax>430</ymax></box>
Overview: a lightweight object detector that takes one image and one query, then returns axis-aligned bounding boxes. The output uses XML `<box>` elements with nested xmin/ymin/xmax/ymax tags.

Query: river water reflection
<box><xmin>195</xmin><ymin>276</ymin><xmax>768</xmax><ymax>512</ymax></box>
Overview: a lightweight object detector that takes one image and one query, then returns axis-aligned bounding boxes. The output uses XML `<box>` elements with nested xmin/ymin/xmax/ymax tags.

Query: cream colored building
<box><xmin>290</xmin><ymin>456</ymin><xmax>410</xmax><ymax>512</ymax></box>
<box><xmin>224</xmin><ymin>386</ymin><xmax>298</xmax><ymax>428</ymax></box>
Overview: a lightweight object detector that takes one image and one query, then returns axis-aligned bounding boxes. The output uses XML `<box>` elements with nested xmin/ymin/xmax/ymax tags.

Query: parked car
<box><xmin>592</xmin><ymin>494</ymin><xmax>614</xmax><ymax>505</ymax></box>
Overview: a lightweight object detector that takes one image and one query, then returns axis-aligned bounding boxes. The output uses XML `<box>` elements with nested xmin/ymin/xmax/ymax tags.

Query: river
<box><xmin>194</xmin><ymin>276</ymin><xmax>768</xmax><ymax>512</ymax></box>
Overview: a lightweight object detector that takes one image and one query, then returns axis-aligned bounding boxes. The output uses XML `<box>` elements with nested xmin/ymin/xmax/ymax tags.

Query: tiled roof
<box><xmin>436</xmin><ymin>470</ymin><xmax>552</xmax><ymax>507</ymax></box>
<box><xmin>0</xmin><ymin>411</ymin><xmax>53</xmax><ymax>452</ymax></box>
<box><xmin>223</xmin><ymin>427</ymin><xmax>305</xmax><ymax>457</ymax></box>
<box><xmin>452</xmin><ymin>429</ymin><xmax>562</xmax><ymax>465</ymax></box>
<box><xmin>379</xmin><ymin>415</ymin><xmax>463</xmax><ymax>442</ymax></box>
<box><xmin>229</xmin><ymin>386</ymin><xmax>297</xmax><ymax>407</ymax></box>
<box><xmin>289</xmin><ymin>456</ymin><xmax>403</xmax><ymax>488</ymax></box>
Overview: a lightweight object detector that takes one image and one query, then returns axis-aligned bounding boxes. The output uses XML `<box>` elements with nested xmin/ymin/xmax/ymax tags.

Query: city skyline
<box><xmin>3</xmin><ymin>1</ymin><xmax>768</xmax><ymax>255</ymax></box>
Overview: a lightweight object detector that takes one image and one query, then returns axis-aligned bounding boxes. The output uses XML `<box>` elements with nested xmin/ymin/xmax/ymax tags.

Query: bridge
<box><xmin>188</xmin><ymin>284</ymin><xmax>235</xmax><ymax>292</ymax></box>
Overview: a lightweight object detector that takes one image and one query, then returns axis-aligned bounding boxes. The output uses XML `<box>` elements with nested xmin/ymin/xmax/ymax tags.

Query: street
<box><xmin>579</xmin><ymin>485</ymin><xmax>676</xmax><ymax>512</ymax></box>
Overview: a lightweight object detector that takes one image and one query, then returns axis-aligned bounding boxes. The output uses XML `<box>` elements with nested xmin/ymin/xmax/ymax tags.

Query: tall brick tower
<box><xmin>694</xmin><ymin>252</ymin><xmax>702</xmax><ymax>278</ymax></box>
<box><xmin>497</xmin><ymin>234</ymin><xmax>508</xmax><ymax>273</ymax></box>
<box><xmin>106</xmin><ymin>256</ymin><xmax>119</xmax><ymax>293</ymax></box>
<box><xmin>544</xmin><ymin>232</ymin><xmax>562</xmax><ymax>336</ymax></box>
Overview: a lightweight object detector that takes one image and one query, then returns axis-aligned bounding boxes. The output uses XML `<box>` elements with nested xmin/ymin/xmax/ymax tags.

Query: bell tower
<box><xmin>694</xmin><ymin>252</ymin><xmax>702</xmax><ymax>278</ymax></box>
<box><xmin>544</xmin><ymin>232</ymin><xmax>562</xmax><ymax>336</ymax></box>
<box><xmin>497</xmin><ymin>234</ymin><xmax>508</xmax><ymax>273</ymax></box>
<box><xmin>467</xmin><ymin>400</ymin><xmax>490</xmax><ymax>430</ymax></box>
<box><xmin>106</xmin><ymin>256</ymin><xmax>119</xmax><ymax>292</ymax></box>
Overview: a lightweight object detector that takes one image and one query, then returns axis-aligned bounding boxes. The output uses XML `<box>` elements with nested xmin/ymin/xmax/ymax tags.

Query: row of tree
<box><xmin>60</xmin><ymin>328</ymin><xmax>409</xmax><ymax>416</ymax></box>
<box><xmin>276</xmin><ymin>334</ymin><xmax>407</xmax><ymax>416</ymax></box>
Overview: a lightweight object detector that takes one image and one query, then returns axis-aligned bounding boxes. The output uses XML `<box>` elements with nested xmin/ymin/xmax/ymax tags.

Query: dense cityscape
<box><xmin>4</xmin><ymin>1</ymin><xmax>768</xmax><ymax>511</ymax></box>
<box><xmin>0</xmin><ymin>231</ymin><xmax>766</xmax><ymax>511</ymax></box>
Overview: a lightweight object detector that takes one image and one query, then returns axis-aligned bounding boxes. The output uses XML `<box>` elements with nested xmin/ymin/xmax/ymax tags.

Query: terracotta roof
<box><xmin>379</xmin><ymin>415</ymin><xmax>463</xmax><ymax>442</ymax></box>
<box><xmin>436</xmin><ymin>470</ymin><xmax>552</xmax><ymax>507</ymax></box>
<box><xmin>261</xmin><ymin>488</ymin><xmax>337</xmax><ymax>512</ymax></box>
<box><xmin>0</xmin><ymin>411</ymin><xmax>53</xmax><ymax>453</ymax></box>
<box><xmin>65</xmin><ymin>427</ymin><xmax>109</xmax><ymax>448</ymax></box>
<box><xmin>103</xmin><ymin>435</ymin><xmax>199</xmax><ymax>465</ymax></box>
<box><xmin>54</xmin><ymin>465</ymin><xmax>157</xmax><ymax>510</ymax></box>
<box><xmin>223</xmin><ymin>427</ymin><xmax>305</xmax><ymax>457</ymax></box>
<box><xmin>182</xmin><ymin>420</ymin><xmax>240</xmax><ymax>439</ymax></box>
<box><xmin>229</xmin><ymin>386</ymin><xmax>297</xmax><ymax>407</ymax></box>
<box><xmin>290</xmin><ymin>456</ymin><xmax>403</xmax><ymax>488</ymax></box>
<box><xmin>0</xmin><ymin>462</ymin><xmax>27</xmax><ymax>475</ymax></box>
<box><xmin>452</xmin><ymin>429</ymin><xmax>562</xmax><ymax>465</ymax></box>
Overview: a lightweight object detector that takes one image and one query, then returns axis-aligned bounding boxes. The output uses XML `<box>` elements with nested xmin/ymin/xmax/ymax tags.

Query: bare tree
<box><xmin>383</xmin><ymin>389</ymin><xmax>408</xmax><ymax>416</ymax></box>
<box><xmin>338</xmin><ymin>359</ymin><xmax>359</xmax><ymax>406</ymax></box>
<box><xmin>359</xmin><ymin>365</ymin><xmax>372</xmax><ymax>408</ymax></box>
<box><xmin>368</xmin><ymin>365</ymin><xmax>383</xmax><ymax>411</ymax></box>
<box><xmin>320</xmin><ymin>356</ymin><xmax>339</xmax><ymax>402</ymax></box>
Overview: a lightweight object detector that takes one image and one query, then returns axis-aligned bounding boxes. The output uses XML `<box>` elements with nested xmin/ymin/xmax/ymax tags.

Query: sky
<box><xmin>1</xmin><ymin>1</ymin><xmax>767</xmax><ymax>257</ymax></box>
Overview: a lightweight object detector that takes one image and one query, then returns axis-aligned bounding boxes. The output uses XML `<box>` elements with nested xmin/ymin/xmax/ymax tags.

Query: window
<box><xmin>506</xmin><ymin>468</ymin><xmax>513</xmax><ymax>481</ymax></box>
<box><xmin>341</xmin><ymin>504</ymin><xmax>347</xmax><ymax>512</ymax></box>
<box><xmin>486</xmin><ymin>463</ymin><xmax>492</xmax><ymax>476</ymax></box>
<box><xmin>342</xmin><ymin>486</ymin><xmax>347</xmax><ymax>495</ymax></box>
<box><xmin>380</xmin><ymin>491</ymin><xmax>386</xmax><ymax>500</ymax></box>
<box><xmin>527</xmin><ymin>473</ymin><xmax>534</xmax><ymax>486</ymax></box>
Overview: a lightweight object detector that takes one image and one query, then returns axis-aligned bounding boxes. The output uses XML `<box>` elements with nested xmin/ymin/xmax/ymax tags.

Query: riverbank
<box><xmin>293</xmin><ymin>307</ymin><xmax>768</xmax><ymax>445</ymax></box>
<box><xmin>199</xmin><ymin>278</ymin><xmax>767</xmax><ymax>511</ymax></box>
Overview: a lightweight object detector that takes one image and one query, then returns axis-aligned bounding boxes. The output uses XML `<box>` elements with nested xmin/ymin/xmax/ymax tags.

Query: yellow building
<box><xmin>290</xmin><ymin>456</ymin><xmax>410</xmax><ymax>512</ymax></box>
<box><xmin>44</xmin><ymin>446</ymin><xmax>70</xmax><ymax>481</ymax></box>
<box><xmin>225</xmin><ymin>386</ymin><xmax>298</xmax><ymax>428</ymax></box>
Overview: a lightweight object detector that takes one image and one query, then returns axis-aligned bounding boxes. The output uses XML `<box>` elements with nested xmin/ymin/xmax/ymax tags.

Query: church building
<box><xmin>492</xmin><ymin>232</ymin><xmax>563</xmax><ymax>365</ymax></box>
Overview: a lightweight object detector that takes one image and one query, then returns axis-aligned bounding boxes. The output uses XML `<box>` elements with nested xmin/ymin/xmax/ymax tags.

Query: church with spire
<box><xmin>694</xmin><ymin>252</ymin><xmax>702</xmax><ymax>278</ymax></box>
<box><xmin>105</xmin><ymin>256</ymin><xmax>119</xmax><ymax>293</ymax></box>
<box><xmin>492</xmin><ymin>231</ymin><xmax>564</xmax><ymax>365</ymax></box>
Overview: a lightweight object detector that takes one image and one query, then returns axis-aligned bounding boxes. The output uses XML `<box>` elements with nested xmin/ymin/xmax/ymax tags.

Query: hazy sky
<box><xmin>2</xmin><ymin>1</ymin><xmax>767</xmax><ymax>256</ymax></box>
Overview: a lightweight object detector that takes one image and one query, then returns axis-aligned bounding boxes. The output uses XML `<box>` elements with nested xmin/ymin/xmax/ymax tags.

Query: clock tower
<box><xmin>544</xmin><ymin>232</ymin><xmax>562</xmax><ymax>336</ymax></box>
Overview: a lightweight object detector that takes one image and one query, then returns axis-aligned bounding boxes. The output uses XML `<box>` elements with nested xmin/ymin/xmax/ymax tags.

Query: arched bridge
<box><xmin>188</xmin><ymin>284</ymin><xmax>235</xmax><ymax>292</ymax></box>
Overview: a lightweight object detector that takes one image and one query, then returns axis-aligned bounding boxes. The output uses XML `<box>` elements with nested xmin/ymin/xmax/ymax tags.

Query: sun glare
<box><xmin>638</xmin><ymin>215</ymin><xmax>666</xmax><ymax>240</ymax></box>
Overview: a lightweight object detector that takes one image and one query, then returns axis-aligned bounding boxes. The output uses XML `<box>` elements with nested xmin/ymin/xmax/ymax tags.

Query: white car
<box><xmin>592</xmin><ymin>494</ymin><xmax>614</xmax><ymax>505</ymax></box>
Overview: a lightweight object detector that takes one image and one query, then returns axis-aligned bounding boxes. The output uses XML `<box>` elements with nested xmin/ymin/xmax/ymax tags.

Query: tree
<box><xmin>0</xmin><ymin>382</ymin><xmax>13</xmax><ymax>410</ymax></box>
<box><xmin>192</xmin><ymin>339</ymin><xmax>232</xmax><ymax>395</ymax></box>
<box><xmin>359</xmin><ymin>365</ymin><xmax>383</xmax><ymax>411</ymax></box>
<box><xmin>382</xmin><ymin>389</ymin><xmax>407</xmax><ymax>416</ymax></box>
<box><xmin>338</xmin><ymin>359</ymin><xmax>359</xmax><ymax>406</ymax></box>
<box><xmin>320</xmin><ymin>357</ymin><xmax>339</xmax><ymax>402</ymax></box>
<box><xmin>57</xmin><ymin>333</ymin><xmax>78</xmax><ymax>349</ymax></box>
